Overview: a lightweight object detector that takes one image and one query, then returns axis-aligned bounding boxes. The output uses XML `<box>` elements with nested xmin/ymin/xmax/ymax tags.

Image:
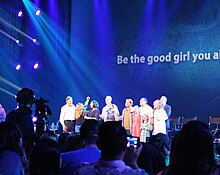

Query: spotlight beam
<box><xmin>0</xmin><ymin>76</ymin><xmax>21</xmax><ymax>90</ymax></box>
<box><xmin>0</xmin><ymin>18</ymin><xmax>34</xmax><ymax>41</ymax></box>
<box><xmin>22</xmin><ymin>0</ymin><xmax>70</xmax><ymax>78</ymax></box>
<box><xmin>0</xmin><ymin>29</ymin><xmax>17</xmax><ymax>42</ymax></box>
<box><xmin>22</xmin><ymin>0</ymin><xmax>101</xmax><ymax>97</ymax></box>
<box><xmin>0</xmin><ymin>87</ymin><xmax>16</xmax><ymax>97</ymax></box>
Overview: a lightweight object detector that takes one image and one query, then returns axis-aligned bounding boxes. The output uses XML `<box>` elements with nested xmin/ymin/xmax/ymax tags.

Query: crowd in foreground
<box><xmin>0</xmin><ymin>119</ymin><xmax>220</xmax><ymax>175</ymax></box>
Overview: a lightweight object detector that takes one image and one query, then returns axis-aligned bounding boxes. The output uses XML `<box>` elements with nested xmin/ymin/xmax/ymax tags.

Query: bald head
<box><xmin>160</xmin><ymin>96</ymin><xmax>167</xmax><ymax>106</ymax></box>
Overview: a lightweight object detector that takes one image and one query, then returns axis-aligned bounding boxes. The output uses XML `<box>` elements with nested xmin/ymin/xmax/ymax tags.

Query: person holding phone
<box><xmin>75</xmin><ymin>121</ymin><xmax>149</xmax><ymax>174</ymax></box>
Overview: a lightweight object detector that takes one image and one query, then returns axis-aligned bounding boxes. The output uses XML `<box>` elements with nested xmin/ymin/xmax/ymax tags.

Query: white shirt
<box><xmin>101</xmin><ymin>104</ymin><xmax>119</xmax><ymax>122</ymax></box>
<box><xmin>152</xmin><ymin>108</ymin><xmax>168</xmax><ymax>135</ymax></box>
<box><xmin>59</xmin><ymin>104</ymin><xmax>76</xmax><ymax>127</ymax></box>
<box><xmin>139</xmin><ymin>105</ymin><xmax>154</xmax><ymax>119</ymax></box>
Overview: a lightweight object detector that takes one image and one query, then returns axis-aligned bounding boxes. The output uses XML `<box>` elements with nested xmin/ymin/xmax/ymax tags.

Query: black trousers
<box><xmin>64</xmin><ymin>120</ymin><xmax>76</xmax><ymax>134</ymax></box>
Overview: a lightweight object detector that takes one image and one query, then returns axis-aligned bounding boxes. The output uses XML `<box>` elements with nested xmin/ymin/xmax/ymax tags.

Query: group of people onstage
<box><xmin>59</xmin><ymin>95</ymin><xmax>171</xmax><ymax>142</ymax></box>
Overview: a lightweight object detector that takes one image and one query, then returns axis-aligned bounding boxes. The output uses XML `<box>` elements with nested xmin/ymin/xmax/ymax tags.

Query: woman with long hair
<box><xmin>85</xmin><ymin>100</ymin><xmax>100</xmax><ymax>120</ymax></box>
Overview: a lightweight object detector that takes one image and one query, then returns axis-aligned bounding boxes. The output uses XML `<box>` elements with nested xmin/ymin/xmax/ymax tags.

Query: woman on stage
<box><xmin>85</xmin><ymin>100</ymin><xmax>100</xmax><ymax>120</ymax></box>
<box><xmin>152</xmin><ymin>100</ymin><xmax>168</xmax><ymax>135</ymax></box>
<box><xmin>131</xmin><ymin>105</ymin><xmax>141</xmax><ymax>138</ymax></box>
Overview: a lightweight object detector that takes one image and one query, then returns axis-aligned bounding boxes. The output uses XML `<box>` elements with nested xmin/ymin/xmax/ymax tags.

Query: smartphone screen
<box><xmin>127</xmin><ymin>136</ymin><xmax>140</xmax><ymax>148</ymax></box>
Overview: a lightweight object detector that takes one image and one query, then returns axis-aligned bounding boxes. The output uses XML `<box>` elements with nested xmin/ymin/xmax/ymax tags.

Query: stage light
<box><xmin>18</xmin><ymin>10</ymin><xmax>23</xmax><ymax>17</ymax></box>
<box><xmin>0</xmin><ymin>76</ymin><xmax>21</xmax><ymax>91</ymax></box>
<box><xmin>35</xmin><ymin>9</ymin><xmax>41</xmax><ymax>16</ymax></box>
<box><xmin>32</xmin><ymin>38</ymin><xmax>40</xmax><ymax>46</ymax></box>
<box><xmin>16</xmin><ymin>64</ymin><xmax>21</xmax><ymax>70</ymax></box>
<box><xmin>34</xmin><ymin>62</ymin><xmax>39</xmax><ymax>69</ymax></box>
<box><xmin>32</xmin><ymin>116</ymin><xmax>38</xmax><ymax>123</ymax></box>
<box><xmin>0</xmin><ymin>87</ymin><xmax>16</xmax><ymax>97</ymax></box>
<box><xmin>15</xmin><ymin>40</ymin><xmax>23</xmax><ymax>47</ymax></box>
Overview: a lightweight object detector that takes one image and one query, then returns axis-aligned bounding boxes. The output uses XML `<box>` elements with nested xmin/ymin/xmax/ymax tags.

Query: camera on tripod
<box><xmin>34</xmin><ymin>97</ymin><xmax>52</xmax><ymax>136</ymax></box>
<box><xmin>35</xmin><ymin>97</ymin><xmax>52</xmax><ymax>117</ymax></box>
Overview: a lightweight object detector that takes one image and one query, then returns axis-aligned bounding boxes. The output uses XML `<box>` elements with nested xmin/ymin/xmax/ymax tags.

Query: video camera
<box><xmin>34</xmin><ymin>97</ymin><xmax>52</xmax><ymax>136</ymax></box>
<box><xmin>35</xmin><ymin>97</ymin><xmax>52</xmax><ymax>118</ymax></box>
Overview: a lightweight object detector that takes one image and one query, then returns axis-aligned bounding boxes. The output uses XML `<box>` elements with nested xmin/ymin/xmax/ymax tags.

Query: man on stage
<box><xmin>101</xmin><ymin>96</ymin><xmax>119</xmax><ymax>122</ymax></box>
<box><xmin>59</xmin><ymin>96</ymin><xmax>76</xmax><ymax>134</ymax></box>
<box><xmin>160</xmin><ymin>96</ymin><xmax>172</xmax><ymax>130</ymax></box>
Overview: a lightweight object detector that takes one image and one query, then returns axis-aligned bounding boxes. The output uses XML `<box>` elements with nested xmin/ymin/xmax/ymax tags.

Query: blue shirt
<box><xmin>0</xmin><ymin>151</ymin><xmax>24</xmax><ymax>175</ymax></box>
<box><xmin>61</xmin><ymin>147</ymin><xmax>101</xmax><ymax>175</ymax></box>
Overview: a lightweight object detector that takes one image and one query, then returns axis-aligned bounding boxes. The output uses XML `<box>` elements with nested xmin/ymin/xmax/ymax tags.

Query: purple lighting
<box><xmin>18</xmin><ymin>10</ymin><xmax>23</xmax><ymax>17</ymax></box>
<box><xmin>35</xmin><ymin>9</ymin><xmax>41</xmax><ymax>16</ymax></box>
<box><xmin>16</xmin><ymin>64</ymin><xmax>21</xmax><ymax>70</ymax></box>
<box><xmin>34</xmin><ymin>63</ymin><xmax>39</xmax><ymax>69</ymax></box>
<box><xmin>32</xmin><ymin>116</ymin><xmax>38</xmax><ymax>122</ymax></box>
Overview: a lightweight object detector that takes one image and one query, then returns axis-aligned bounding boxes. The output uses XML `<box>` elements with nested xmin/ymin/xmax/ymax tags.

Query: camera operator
<box><xmin>6</xmin><ymin>88</ymin><xmax>35</xmax><ymax>159</ymax></box>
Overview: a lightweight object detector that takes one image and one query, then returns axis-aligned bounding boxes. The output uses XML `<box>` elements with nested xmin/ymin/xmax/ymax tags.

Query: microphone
<box><xmin>84</xmin><ymin>96</ymin><xmax>90</xmax><ymax>106</ymax></box>
<box><xmin>106</xmin><ymin>107</ymin><xmax>113</xmax><ymax>113</ymax></box>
